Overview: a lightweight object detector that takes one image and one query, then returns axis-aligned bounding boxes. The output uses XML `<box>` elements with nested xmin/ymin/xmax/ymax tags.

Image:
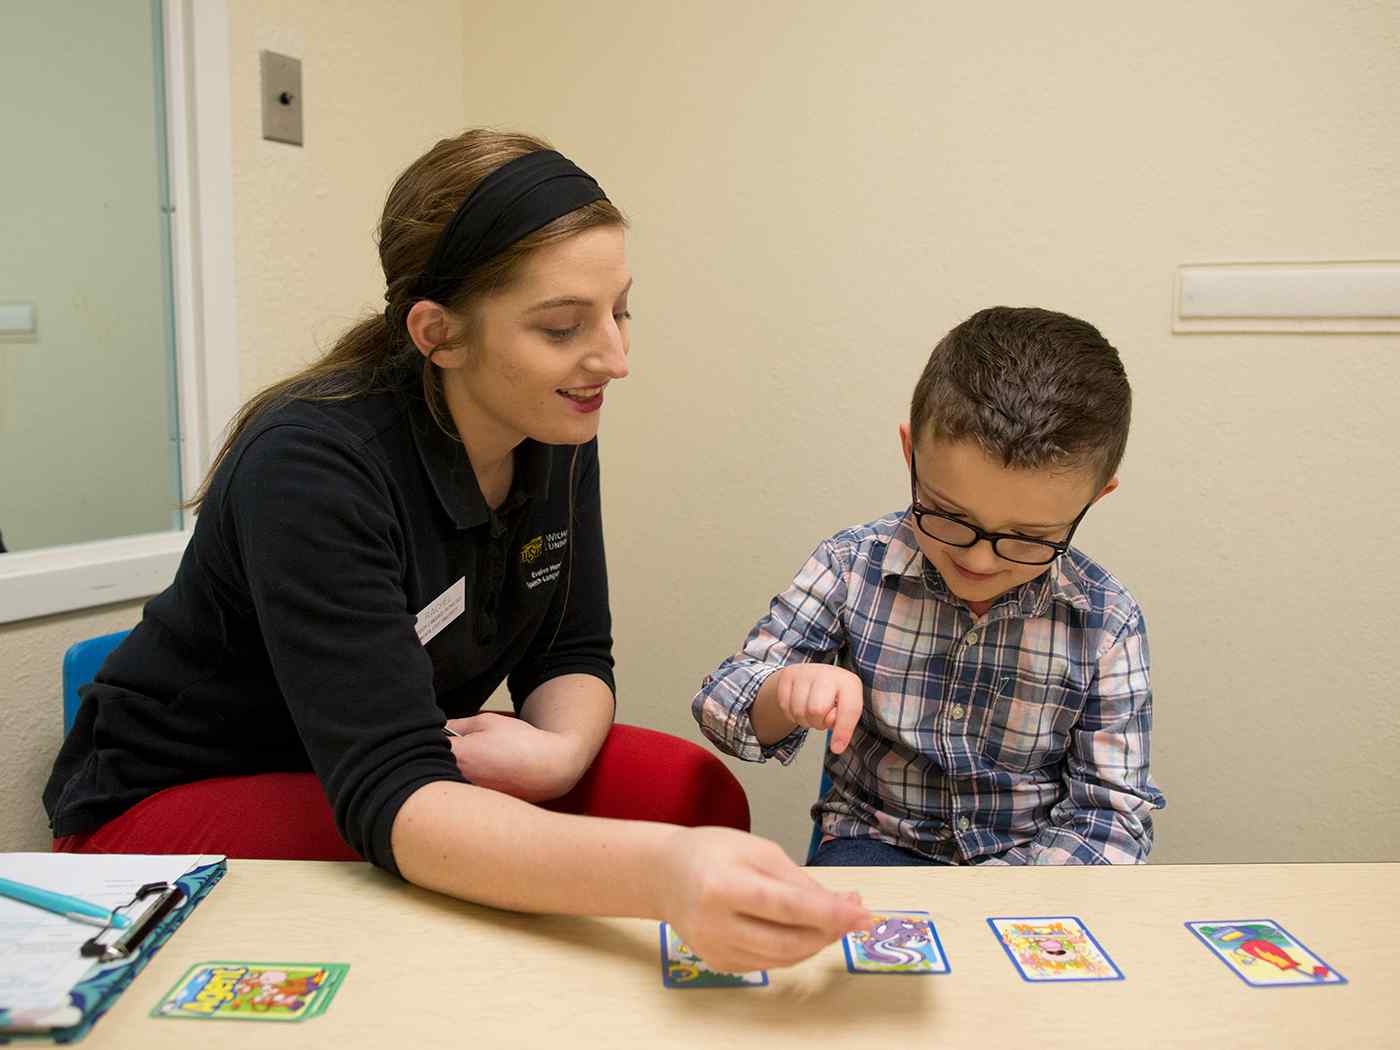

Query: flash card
<box><xmin>987</xmin><ymin>916</ymin><xmax>1123</xmax><ymax>982</ymax></box>
<box><xmin>151</xmin><ymin>961</ymin><xmax>349</xmax><ymax>1021</ymax></box>
<box><xmin>842</xmin><ymin>909</ymin><xmax>950</xmax><ymax>975</ymax></box>
<box><xmin>1185</xmin><ymin>920</ymin><xmax>1346</xmax><ymax>988</ymax></box>
<box><xmin>659</xmin><ymin>923</ymin><xmax>768</xmax><ymax>989</ymax></box>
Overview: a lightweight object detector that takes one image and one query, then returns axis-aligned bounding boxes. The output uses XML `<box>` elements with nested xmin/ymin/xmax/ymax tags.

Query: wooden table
<box><xmin>95</xmin><ymin>860</ymin><xmax>1397</xmax><ymax>1048</ymax></box>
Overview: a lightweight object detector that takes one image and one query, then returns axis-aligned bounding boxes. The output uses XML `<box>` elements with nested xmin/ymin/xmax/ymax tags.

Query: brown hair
<box><xmin>910</xmin><ymin>306</ymin><xmax>1131</xmax><ymax>485</ymax></box>
<box><xmin>188</xmin><ymin>128</ymin><xmax>626</xmax><ymax>509</ymax></box>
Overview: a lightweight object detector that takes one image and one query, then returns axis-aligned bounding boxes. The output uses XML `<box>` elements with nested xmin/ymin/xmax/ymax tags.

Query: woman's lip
<box><xmin>558</xmin><ymin>389</ymin><xmax>604</xmax><ymax>413</ymax></box>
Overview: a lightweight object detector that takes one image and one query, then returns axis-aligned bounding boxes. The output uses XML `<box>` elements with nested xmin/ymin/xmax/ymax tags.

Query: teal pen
<box><xmin>0</xmin><ymin>876</ymin><xmax>131</xmax><ymax>929</ymax></box>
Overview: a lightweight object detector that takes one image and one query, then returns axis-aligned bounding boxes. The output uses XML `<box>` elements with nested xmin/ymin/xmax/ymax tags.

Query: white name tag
<box><xmin>415</xmin><ymin>577</ymin><xmax>465</xmax><ymax>646</ymax></box>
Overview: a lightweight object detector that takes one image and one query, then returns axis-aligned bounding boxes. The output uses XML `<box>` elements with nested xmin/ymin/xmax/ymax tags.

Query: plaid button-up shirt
<box><xmin>692</xmin><ymin>510</ymin><xmax>1165</xmax><ymax>864</ymax></box>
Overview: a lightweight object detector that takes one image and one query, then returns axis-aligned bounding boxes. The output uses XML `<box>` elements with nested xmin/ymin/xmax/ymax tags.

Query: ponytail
<box><xmin>185</xmin><ymin>313</ymin><xmax>409</xmax><ymax>510</ymax></box>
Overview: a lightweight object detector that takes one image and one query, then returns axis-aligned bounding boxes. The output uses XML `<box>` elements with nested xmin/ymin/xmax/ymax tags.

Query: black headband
<box><xmin>411</xmin><ymin>149</ymin><xmax>607</xmax><ymax>304</ymax></box>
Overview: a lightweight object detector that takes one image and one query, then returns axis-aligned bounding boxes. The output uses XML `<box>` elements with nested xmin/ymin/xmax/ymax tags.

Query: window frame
<box><xmin>0</xmin><ymin>0</ymin><xmax>237</xmax><ymax>623</ymax></box>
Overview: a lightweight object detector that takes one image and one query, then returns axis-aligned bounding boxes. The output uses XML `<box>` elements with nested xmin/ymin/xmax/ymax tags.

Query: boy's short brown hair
<box><xmin>910</xmin><ymin>306</ymin><xmax>1131</xmax><ymax>485</ymax></box>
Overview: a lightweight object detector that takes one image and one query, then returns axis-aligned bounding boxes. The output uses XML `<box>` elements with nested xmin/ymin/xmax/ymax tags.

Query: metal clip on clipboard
<box><xmin>79</xmin><ymin>881</ymin><xmax>187</xmax><ymax>964</ymax></box>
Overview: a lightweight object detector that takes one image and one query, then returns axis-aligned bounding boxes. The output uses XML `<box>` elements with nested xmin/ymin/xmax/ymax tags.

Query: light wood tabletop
<box><xmin>93</xmin><ymin>859</ymin><xmax>1396</xmax><ymax>1049</ymax></box>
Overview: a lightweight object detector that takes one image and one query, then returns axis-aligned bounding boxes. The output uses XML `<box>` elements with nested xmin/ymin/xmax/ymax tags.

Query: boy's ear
<box><xmin>1094</xmin><ymin>475</ymin><xmax>1120</xmax><ymax>503</ymax></box>
<box><xmin>898</xmin><ymin>422</ymin><xmax>914</xmax><ymax>469</ymax></box>
<box><xmin>406</xmin><ymin>300</ymin><xmax>468</xmax><ymax>367</ymax></box>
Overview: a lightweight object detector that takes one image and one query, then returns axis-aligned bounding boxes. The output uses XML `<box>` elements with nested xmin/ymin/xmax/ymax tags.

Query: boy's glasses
<box><xmin>908</xmin><ymin>449</ymin><xmax>1093</xmax><ymax>567</ymax></box>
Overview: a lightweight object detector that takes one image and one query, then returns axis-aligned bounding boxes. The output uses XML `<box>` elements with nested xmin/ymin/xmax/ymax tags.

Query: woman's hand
<box><xmin>445</xmin><ymin>712</ymin><xmax>589</xmax><ymax>802</ymax></box>
<box><xmin>658</xmin><ymin>826</ymin><xmax>871</xmax><ymax>973</ymax></box>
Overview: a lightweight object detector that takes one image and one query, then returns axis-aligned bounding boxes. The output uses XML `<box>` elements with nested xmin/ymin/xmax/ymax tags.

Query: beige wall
<box><xmin>458</xmin><ymin>0</ymin><xmax>1400</xmax><ymax>864</ymax></box>
<box><xmin>5</xmin><ymin>1</ymin><xmax>1398</xmax><ymax>868</ymax></box>
<box><xmin>229</xmin><ymin>1</ymin><xmax>467</xmax><ymax>396</ymax></box>
<box><xmin>0</xmin><ymin>603</ymin><xmax>147</xmax><ymax>850</ymax></box>
<box><xmin>0</xmin><ymin>0</ymin><xmax>465</xmax><ymax>851</ymax></box>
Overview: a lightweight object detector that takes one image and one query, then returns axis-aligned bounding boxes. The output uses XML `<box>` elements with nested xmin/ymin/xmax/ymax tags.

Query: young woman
<box><xmin>43</xmin><ymin>130</ymin><xmax>867</xmax><ymax>972</ymax></box>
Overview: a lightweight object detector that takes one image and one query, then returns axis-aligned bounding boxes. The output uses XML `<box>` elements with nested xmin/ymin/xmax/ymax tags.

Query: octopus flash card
<box><xmin>842</xmin><ymin>910</ymin><xmax>950</xmax><ymax>975</ymax></box>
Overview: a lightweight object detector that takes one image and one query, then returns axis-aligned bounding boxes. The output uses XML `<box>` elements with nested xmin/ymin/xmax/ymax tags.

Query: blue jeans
<box><xmin>807</xmin><ymin>837</ymin><xmax>948</xmax><ymax>867</ymax></box>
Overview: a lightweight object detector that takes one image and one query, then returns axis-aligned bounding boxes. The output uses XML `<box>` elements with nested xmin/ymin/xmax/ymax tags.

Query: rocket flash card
<box><xmin>659</xmin><ymin>923</ymin><xmax>768</xmax><ymax>989</ymax></box>
<box><xmin>152</xmin><ymin>961</ymin><xmax>349</xmax><ymax>1021</ymax></box>
<box><xmin>987</xmin><ymin>917</ymin><xmax>1124</xmax><ymax>982</ymax></box>
<box><xmin>842</xmin><ymin>910</ymin><xmax>950</xmax><ymax>975</ymax></box>
<box><xmin>1185</xmin><ymin>920</ymin><xmax>1346</xmax><ymax>988</ymax></box>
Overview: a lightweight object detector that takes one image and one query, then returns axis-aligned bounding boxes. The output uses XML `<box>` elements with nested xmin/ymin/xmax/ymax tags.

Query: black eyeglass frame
<box><xmin>907</xmin><ymin>448</ymin><xmax>1094</xmax><ymax>567</ymax></box>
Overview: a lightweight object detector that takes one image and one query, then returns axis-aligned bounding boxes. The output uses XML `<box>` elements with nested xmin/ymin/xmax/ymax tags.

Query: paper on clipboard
<box><xmin>0</xmin><ymin>852</ymin><xmax>221</xmax><ymax>1019</ymax></box>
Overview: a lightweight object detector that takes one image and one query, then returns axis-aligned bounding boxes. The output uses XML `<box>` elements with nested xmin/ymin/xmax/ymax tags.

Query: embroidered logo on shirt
<box><xmin>525</xmin><ymin>561</ymin><xmax>563</xmax><ymax>589</ymax></box>
<box><xmin>522</xmin><ymin>529</ymin><xmax>568</xmax><ymax>587</ymax></box>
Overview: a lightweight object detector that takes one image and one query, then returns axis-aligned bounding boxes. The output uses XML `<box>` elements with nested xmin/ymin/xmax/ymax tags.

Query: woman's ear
<box><xmin>406</xmin><ymin>300</ymin><xmax>467</xmax><ymax>367</ymax></box>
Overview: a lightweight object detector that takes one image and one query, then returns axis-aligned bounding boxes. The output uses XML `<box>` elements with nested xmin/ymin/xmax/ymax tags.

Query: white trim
<box><xmin>1173</xmin><ymin>260</ymin><xmax>1400</xmax><ymax>334</ymax></box>
<box><xmin>0</xmin><ymin>0</ymin><xmax>236</xmax><ymax>625</ymax></box>
<box><xmin>168</xmin><ymin>0</ymin><xmax>239</xmax><ymax>495</ymax></box>
<box><xmin>185</xmin><ymin>0</ymin><xmax>240</xmax><ymax>475</ymax></box>
<box><xmin>0</xmin><ymin>532</ymin><xmax>192</xmax><ymax>623</ymax></box>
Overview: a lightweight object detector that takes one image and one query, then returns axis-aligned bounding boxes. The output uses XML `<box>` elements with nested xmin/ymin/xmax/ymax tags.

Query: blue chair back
<box><xmin>62</xmin><ymin>630</ymin><xmax>131</xmax><ymax>734</ymax></box>
<box><xmin>805</xmin><ymin>730</ymin><xmax>834</xmax><ymax>863</ymax></box>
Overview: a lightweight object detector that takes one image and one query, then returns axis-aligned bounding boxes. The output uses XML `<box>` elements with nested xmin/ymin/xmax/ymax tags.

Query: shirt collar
<box><xmin>403</xmin><ymin>386</ymin><xmax>553</xmax><ymax>530</ymax></box>
<box><xmin>1039</xmin><ymin>551</ymin><xmax>1093</xmax><ymax>613</ymax></box>
<box><xmin>883</xmin><ymin>508</ymin><xmax>1093</xmax><ymax>616</ymax></box>
<box><xmin>884</xmin><ymin>511</ymin><xmax>931</xmax><ymax>582</ymax></box>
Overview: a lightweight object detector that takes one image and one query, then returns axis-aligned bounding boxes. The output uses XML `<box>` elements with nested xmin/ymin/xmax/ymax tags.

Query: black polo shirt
<box><xmin>43</xmin><ymin>380</ymin><xmax>615</xmax><ymax>874</ymax></box>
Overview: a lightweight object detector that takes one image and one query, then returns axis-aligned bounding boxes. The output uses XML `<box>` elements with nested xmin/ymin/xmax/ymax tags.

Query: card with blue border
<box><xmin>842</xmin><ymin>909</ymin><xmax>950</xmax><ymax>975</ymax></box>
<box><xmin>1185</xmin><ymin>920</ymin><xmax>1346</xmax><ymax>988</ymax></box>
<box><xmin>658</xmin><ymin>923</ymin><xmax>767</xmax><ymax>989</ymax></box>
<box><xmin>987</xmin><ymin>916</ymin><xmax>1124</xmax><ymax>982</ymax></box>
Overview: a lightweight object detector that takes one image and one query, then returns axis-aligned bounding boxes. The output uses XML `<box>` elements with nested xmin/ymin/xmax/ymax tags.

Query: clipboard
<box><xmin>0</xmin><ymin>855</ymin><xmax>226</xmax><ymax>1044</ymax></box>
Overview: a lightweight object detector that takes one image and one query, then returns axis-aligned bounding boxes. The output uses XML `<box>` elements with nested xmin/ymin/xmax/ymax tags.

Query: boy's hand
<box><xmin>769</xmin><ymin>664</ymin><xmax>865</xmax><ymax>754</ymax></box>
<box><xmin>659</xmin><ymin>826</ymin><xmax>871</xmax><ymax>973</ymax></box>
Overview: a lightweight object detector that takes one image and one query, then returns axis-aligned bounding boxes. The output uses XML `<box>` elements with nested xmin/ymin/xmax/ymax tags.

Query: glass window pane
<box><xmin>0</xmin><ymin>0</ymin><xmax>180</xmax><ymax>555</ymax></box>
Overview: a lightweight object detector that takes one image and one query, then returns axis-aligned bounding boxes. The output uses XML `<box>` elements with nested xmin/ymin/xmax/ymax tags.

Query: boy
<box><xmin>692</xmin><ymin>307</ymin><xmax>1165</xmax><ymax>866</ymax></box>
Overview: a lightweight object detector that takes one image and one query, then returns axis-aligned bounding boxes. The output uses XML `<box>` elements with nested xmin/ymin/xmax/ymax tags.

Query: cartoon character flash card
<box><xmin>659</xmin><ymin>923</ymin><xmax>768</xmax><ymax>989</ymax></box>
<box><xmin>987</xmin><ymin>916</ymin><xmax>1123</xmax><ymax>982</ymax></box>
<box><xmin>842</xmin><ymin>910</ymin><xmax>950</xmax><ymax>975</ymax></box>
<box><xmin>152</xmin><ymin>961</ymin><xmax>349</xmax><ymax>1021</ymax></box>
<box><xmin>1185</xmin><ymin>920</ymin><xmax>1346</xmax><ymax>988</ymax></box>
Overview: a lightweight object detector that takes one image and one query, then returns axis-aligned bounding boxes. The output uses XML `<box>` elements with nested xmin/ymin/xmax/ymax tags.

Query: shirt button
<box><xmin>958</xmin><ymin>816</ymin><xmax>971</xmax><ymax>831</ymax></box>
<box><xmin>950</xmin><ymin>704</ymin><xmax>966</xmax><ymax>720</ymax></box>
<box><xmin>966</xmin><ymin>630</ymin><xmax>980</xmax><ymax>645</ymax></box>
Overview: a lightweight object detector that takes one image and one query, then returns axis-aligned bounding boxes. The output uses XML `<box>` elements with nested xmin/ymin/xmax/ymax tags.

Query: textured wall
<box><xmin>454</xmin><ymin>0</ymin><xmax>1400</xmax><ymax>864</ymax></box>
<box><xmin>0</xmin><ymin>0</ymin><xmax>465</xmax><ymax>852</ymax></box>
<box><xmin>229</xmin><ymin>1</ymin><xmax>467</xmax><ymax>397</ymax></box>
<box><xmin>0</xmin><ymin>603</ymin><xmax>146</xmax><ymax>850</ymax></box>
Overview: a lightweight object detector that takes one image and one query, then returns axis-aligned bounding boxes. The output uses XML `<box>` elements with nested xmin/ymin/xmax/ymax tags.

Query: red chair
<box><xmin>54</xmin><ymin>724</ymin><xmax>750</xmax><ymax>860</ymax></box>
<box><xmin>56</xmin><ymin>633</ymin><xmax>748</xmax><ymax>859</ymax></box>
<box><xmin>546</xmin><ymin>721</ymin><xmax>750</xmax><ymax>828</ymax></box>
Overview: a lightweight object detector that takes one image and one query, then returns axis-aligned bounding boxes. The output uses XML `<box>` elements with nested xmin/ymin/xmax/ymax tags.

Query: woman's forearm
<box><xmin>519</xmin><ymin>673</ymin><xmax>614</xmax><ymax>785</ymax></box>
<box><xmin>391</xmin><ymin>780</ymin><xmax>670</xmax><ymax>917</ymax></box>
<box><xmin>390</xmin><ymin>779</ymin><xmax>874</xmax><ymax>974</ymax></box>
